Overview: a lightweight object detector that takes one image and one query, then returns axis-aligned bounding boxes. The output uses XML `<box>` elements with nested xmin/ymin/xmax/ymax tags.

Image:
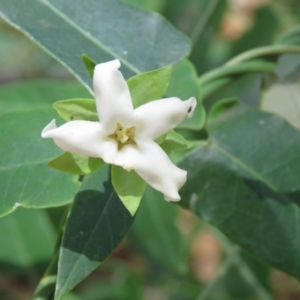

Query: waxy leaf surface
<box><xmin>56</xmin><ymin>165</ymin><xmax>134</xmax><ymax>300</ymax></box>
<box><xmin>0</xmin><ymin>0</ymin><xmax>190</xmax><ymax>92</ymax></box>
<box><xmin>0</xmin><ymin>108</ymin><xmax>79</xmax><ymax>217</ymax></box>
<box><xmin>179</xmin><ymin>100</ymin><xmax>300</xmax><ymax>279</ymax></box>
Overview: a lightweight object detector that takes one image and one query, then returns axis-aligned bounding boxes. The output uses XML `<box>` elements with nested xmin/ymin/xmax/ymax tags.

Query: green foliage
<box><xmin>128</xmin><ymin>64</ymin><xmax>172</xmax><ymax>107</ymax></box>
<box><xmin>0</xmin><ymin>0</ymin><xmax>190</xmax><ymax>92</ymax></box>
<box><xmin>53</xmin><ymin>99</ymin><xmax>98</xmax><ymax>122</ymax></box>
<box><xmin>0</xmin><ymin>109</ymin><xmax>79</xmax><ymax>217</ymax></box>
<box><xmin>167</xmin><ymin>59</ymin><xmax>206</xmax><ymax>130</ymax></box>
<box><xmin>179</xmin><ymin>100</ymin><xmax>300</xmax><ymax>279</ymax></box>
<box><xmin>0</xmin><ymin>80</ymin><xmax>90</xmax><ymax>114</ymax></box>
<box><xmin>130</xmin><ymin>186</ymin><xmax>189</xmax><ymax>273</ymax></box>
<box><xmin>111</xmin><ymin>165</ymin><xmax>146</xmax><ymax>216</ymax></box>
<box><xmin>1</xmin><ymin>1</ymin><xmax>300</xmax><ymax>299</ymax></box>
<box><xmin>160</xmin><ymin>130</ymin><xmax>192</xmax><ymax>153</ymax></box>
<box><xmin>48</xmin><ymin>152</ymin><xmax>104</xmax><ymax>175</ymax></box>
<box><xmin>56</xmin><ymin>165</ymin><xmax>134</xmax><ymax>300</ymax></box>
<box><xmin>0</xmin><ymin>208</ymin><xmax>55</xmax><ymax>273</ymax></box>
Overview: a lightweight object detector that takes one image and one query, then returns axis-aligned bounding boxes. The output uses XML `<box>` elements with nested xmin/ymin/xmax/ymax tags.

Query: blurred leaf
<box><xmin>48</xmin><ymin>152</ymin><xmax>104</xmax><ymax>175</ymax></box>
<box><xmin>120</xmin><ymin>0</ymin><xmax>166</xmax><ymax>12</ymax></box>
<box><xmin>261</xmin><ymin>63</ymin><xmax>300</xmax><ymax>130</ymax></box>
<box><xmin>179</xmin><ymin>100</ymin><xmax>300</xmax><ymax>279</ymax></box>
<box><xmin>166</xmin><ymin>59</ymin><xmax>205</xmax><ymax>130</ymax></box>
<box><xmin>78</xmin><ymin>263</ymin><xmax>142</xmax><ymax>300</ymax></box>
<box><xmin>275</xmin><ymin>24</ymin><xmax>300</xmax><ymax>46</ymax></box>
<box><xmin>53</xmin><ymin>99</ymin><xmax>97</xmax><ymax>122</ymax></box>
<box><xmin>0</xmin><ymin>109</ymin><xmax>79</xmax><ymax>218</ymax></box>
<box><xmin>111</xmin><ymin>166</ymin><xmax>146</xmax><ymax>216</ymax></box>
<box><xmin>231</xmin><ymin>7</ymin><xmax>279</xmax><ymax>57</ymax></box>
<box><xmin>128</xmin><ymin>65</ymin><xmax>172</xmax><ymax>108</ymax></box>
<box><xmin>56</xmin><ymin>165</ymin><xmax>134</xmax><ymax>300</ymax></box>
<box><xmin>0</xmin><ymin>0</ymin><xmax>190</xmax><ymax>92</ymax></box>
<box><xmin>131</xmin><ymin>186</ymin><xmax>188</xmax><ymax>273</ymax></box>
<box><xmin>0</xmin><ymin>208</ymin><xmax>55</xmax><ymax>273</ymax></box>
<box><xmin>210</xmin><ymin>234</ymin><xmax>272</xmax><ymax>300</ymax></box>
<box><xmin>0</xmin><ymin>80</ymin><xmax>90</xmax><ymax>114</ymax></box>
<box><xmin>62</xmin><ymin>294</ymin><xmax>82</xmax><ymax>300</ymax></box>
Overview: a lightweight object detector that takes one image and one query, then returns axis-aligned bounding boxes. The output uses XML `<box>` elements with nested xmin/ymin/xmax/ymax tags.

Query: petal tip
<box><xmin>94</xmin><ymin>59</ymin><xmax>121</xmax><ymax>73</ymax></box>
<box><xmin>164</xmin><ymin>194</ymin><xmax>181</xmax><ymax>202</ymax></box>
<box><xmin>41</xmin><ymin>119</ymin><xmax>57</xmax><ymax>138</ymax></box>
<box><xmin>186</xmin><ymin>97</ymin><xmax>197</xmax><ymax>118</ymax></box>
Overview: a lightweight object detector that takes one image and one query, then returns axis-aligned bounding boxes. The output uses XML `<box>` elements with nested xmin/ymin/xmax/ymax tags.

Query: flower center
<box><xmin>109</xmin><ymin>122</ymin><xmax>136</xmax><ymax>148</ymax></box>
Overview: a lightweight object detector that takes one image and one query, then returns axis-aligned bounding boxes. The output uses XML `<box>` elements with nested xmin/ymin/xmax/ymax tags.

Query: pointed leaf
<box><xmin>48</xmin><ymin>152</ymin><xmax>104</xmax><ymax>175</ymax></box>
<box><xmin>160</xmin><ymin>130</ymin><xmax>192</xmax><ymax>153</ymax></box>
<box><xmin>179</xmin><ymin>101</ymin><xmax>300</xmax><ymax>279</ymax></box>
<box><xmin>127</xmin><ymin>65</ymin><xmax>172</xmax><ymax>108</ymax></box>
<box><xmin>82</xmin><ymin>54</ymin><xmax>96</xmax><ymax>79</ymax></box>
<box><xmin>0</xmin><ymin>0</ymin><xmax>190</xmax><ymax>92</ymax></box>
<box><xmin>111</xmin><ymin>165</ymin><xmax>146</xmax><ymax>215</ymax></box>
<box><xmin>56</xmin><ymin>165</ymin><xmax>134</xmax><ymax>300</ymax></box>
<box><xmin>166</xmin><ymin>59</ymin><xmax>205</xmax><ymax>130</ymax></box>
<box><xmin>53</xmin><ymin>99</ymin><xmax>97</xmax><ymax>122</ymax></box>
<box><xmin>0</xmin><ymin>109</ymin><xmax>80</xmax><ymax>218</ymax></box>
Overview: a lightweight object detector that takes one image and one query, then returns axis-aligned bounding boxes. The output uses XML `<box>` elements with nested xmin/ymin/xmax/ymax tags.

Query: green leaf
<box><xmin>179</xmin><ymin>100</ymin><xmax>300</xmax><ymax>279</ymax></box>
<box><xmin>111</xmin><ymin>165</ymin><xmax>146</xmax><ymax>216</ymax></box>
<box><xmin>0</xmin><ymin>109</ymin><xmax>80</xmax><ymax>218</ymax></box>
<box><xmin>0</xmin><ymin>208</ymin><xmax>55</xmax><ymax>273</ymax></box>
<box><xmin>130</xmin><ymin>186</ymin><xmax>188</xmax><ymax>273</ymax></box>
<box><xmin>0</xmin><ymin>0</ymin><xmax>190</xmax><ymax>92</ymax></box>
<box><xmin>127</xmin><ymin>64</ymin><xmax>172</xmax><ymax>108</ymax></box>
<box><xmin>166</xmin><ymin>59</ymin><xmax>205</xmax><ymax>130</ymax></box>
<box><xmin>77</xmin><ymin>264</ymin><xmax>142</xmax><ymax>300</ymax></box>
<box><xmin>53</xmin><ymin>99</ymin><xmax>97</xmax><ymax>122</ymax></box>
<box><xmin>48</xmin><ymin>152</ymin><xmax>104</xmax><ymax>175</ymax></box>
<box><xmin>82</xmin><ymin>54</ymin><xmax>96</xmax><ymax>79</ymax></box>
<box><xmin>0</xmin><ymin>80</ymin><xmax>90</xmax><ymax>114</ymax></box>
<box><xmin>260</xmin><ymin>62</ymin><xmax>300</xmax><ymax>130</ymax></box>
<box><xmin>160</xmin><ymin>130</ymin><xmax>192</xmax><ymax>153</ymax></box>
<box><xmin>56</xmin><ymin>165</ymin><xmax>134</xmax><ymax>300</ymax></box>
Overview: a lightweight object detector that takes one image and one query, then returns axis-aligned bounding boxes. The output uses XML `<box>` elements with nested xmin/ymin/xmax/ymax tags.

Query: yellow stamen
<box><xmin>109</xmin><ymin>122</ymin><xmax>136</xmax><ymax>148</ymax></box>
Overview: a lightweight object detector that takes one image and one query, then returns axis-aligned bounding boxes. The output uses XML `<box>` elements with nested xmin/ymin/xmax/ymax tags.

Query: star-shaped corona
<box><xmin>42</xmin><ymin>59</ymin><xmax>196</xmax><ymax>201</ymax></box>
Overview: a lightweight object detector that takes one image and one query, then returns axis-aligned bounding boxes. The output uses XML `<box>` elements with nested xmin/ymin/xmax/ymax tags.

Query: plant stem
<box><xmin>190</xmin><ymin>0</ymin><xmax>222</xmax><ymax>45</ymax></box>
<box><xmin>198</xmin><ymin>60</ymin><xmax>275</xmax><ymax>86</ymax></box>
<box><xmin>198</xmin><ymin>60</ymin><xmax>275</xmax><ymax>99</ymax></box>
<box><xmin>33</xmin><ymin>205</ymin><xmax>71</xmax><ymax>300</ymax></box>
<box><xmin>225</xmin><ymin>45</ymin><xmax>300</xmax><ymax>66</ymax></box>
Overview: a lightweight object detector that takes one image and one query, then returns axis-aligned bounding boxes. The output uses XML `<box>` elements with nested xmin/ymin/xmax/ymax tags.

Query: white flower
<box><xmin>42</xmin><ymin>59</ymin><xmax>196</xmax><ymax>201</ymax></box>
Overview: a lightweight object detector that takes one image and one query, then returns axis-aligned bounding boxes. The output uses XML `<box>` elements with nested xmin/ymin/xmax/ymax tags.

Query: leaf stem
<box><xmin>33</xmin><ymin>205</ymin><xmax>71</xmax><ymax>300</ymax></box>
<box><xmin>198</xmin><ymin>60</ymin><xmax>275</xmax><ymax>99</ymax></box>
<box><xmin>198</xmin><ymin>60</ymin><xmax>275</xmax><ymax>86</ymax></box>
<box><xmin>190</xmin><ymin>0</ymin><xmax>222</xmax><ymax>45</ymax></box>
<box><xmin>225</xmin><ymin>45</ymin><xmax>300</xmax><ymax>66</ymax></box>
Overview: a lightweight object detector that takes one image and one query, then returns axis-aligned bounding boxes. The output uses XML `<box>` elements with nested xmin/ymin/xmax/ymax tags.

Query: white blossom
<box><xmin>42</xmin><ymin>59</ymin><xmax>196</xmax><ymax>201</ymax></box>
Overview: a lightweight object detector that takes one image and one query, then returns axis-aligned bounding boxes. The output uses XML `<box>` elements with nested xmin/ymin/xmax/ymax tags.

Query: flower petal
<box><xmin>42</xmin><ymin>119</ymin><xmax>118</xmax><ymax>163</ymax></box>
<box><xmin>93</xmin><ymin>59</ymin><xmax>134</xmax><ymax>132</ymax></box>
<box><xmin>112</xmin><ymin>140</ymin><xmax>186</xmax><ymax>201</ymax></box>
<box><xmin>134</xmin><ymin>97</ymin><xmax>197</xmax><ymax>140</ymax></box>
